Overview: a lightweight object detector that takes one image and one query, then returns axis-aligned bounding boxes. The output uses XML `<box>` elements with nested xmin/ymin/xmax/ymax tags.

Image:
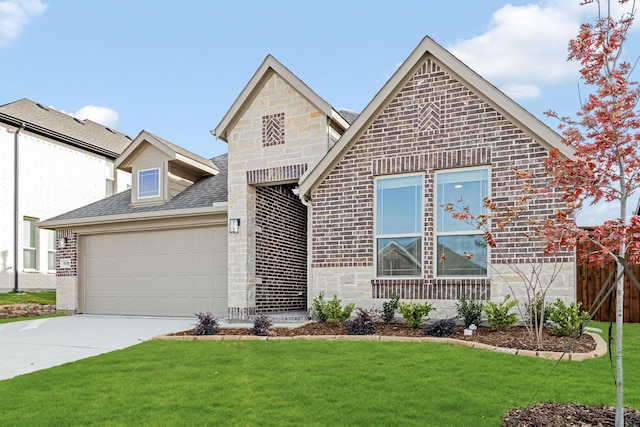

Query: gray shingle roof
<box><xmin>0</xmin><ymin>98</ymin><xmax>131</xmax><ymax>157</ymax></box>
<box><xmin>45</xmin><ymin>153</ymin><xmax>228</xmax><ymax>223</ymax></box>
<box><xmin>338</xmin><ymin>110</ymin><xmax>359</xmax><ymax>124</ymax></box>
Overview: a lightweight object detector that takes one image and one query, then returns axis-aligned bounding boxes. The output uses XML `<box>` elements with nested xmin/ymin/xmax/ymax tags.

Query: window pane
<box><xmin>23</xmin><ymin>219</ymin><xmax>36</xmax><ymax>247</ymax></box>
<box><xmin>139</xmin><ymin>169</ymin><xmax>159</xmax><ymax>198</ymax></box>
<box><xmin>377</xmin><ymin>237</ymin><xmax>422</xmax><ymax>277</ymax></box>
<box><xmin>48</xmin><ymin>251</ymin><xmax>56</xmax><ymax>271</ymax></box>
<box><xmin>47</xmin><ymin>230</ymin><xmax>56</xmax><ymax>251</ymax></box>
<box><xmin>437</xmin><ymin>169</ymin><xmax>488</xmax><ymax>233</ymax></box>
<box><xmin>376</xmin><ymin>175</ymin><xmax>422</xmax><ymax>235</ymax></box>
<box><xmin>23</xmin><ymin>249</ymin><xmax>36</xmax><ymax>269</ymax></box>
<box><xmin>436</xmin><ymin>235</ymin><xmax>487</xmax><ymax>276</ymax></box>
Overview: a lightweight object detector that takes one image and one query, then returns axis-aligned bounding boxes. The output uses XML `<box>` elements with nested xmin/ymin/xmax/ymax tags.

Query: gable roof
<box><xmin>0</xmin><ymin>98</ymin><xmax>131</xmax><ymax>158</ymax></box>
<box><xmin>212</xmin><ymin>55</ymin><xmax>350</xmax><ymax>142</ymax></box>
<box><xmin>39</xmin><ymin>153</ymin><xmax>229</xmax><ymax>229</ymax></box>
<box><xmin>116</xmin><ymin>130</ymin><xmax>219</xmax><ymax>175</ymax></box>
<box><xmin>298</xmin><ymin>36</ymin><xmax>575</xmax><ymax>198</ymax></box>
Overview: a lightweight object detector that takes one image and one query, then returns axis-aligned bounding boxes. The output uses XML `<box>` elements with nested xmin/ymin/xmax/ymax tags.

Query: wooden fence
<box><xmin>576</xmin><ymin>245</ymin><xmax>640</xmax><ymax>323</ymax></box>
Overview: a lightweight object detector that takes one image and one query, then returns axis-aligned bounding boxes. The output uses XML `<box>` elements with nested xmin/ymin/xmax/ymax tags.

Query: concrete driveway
<box><xmin>0</xmin><ymin>315</ymin><xmax>195</xmax><ymax>380</ymax></box>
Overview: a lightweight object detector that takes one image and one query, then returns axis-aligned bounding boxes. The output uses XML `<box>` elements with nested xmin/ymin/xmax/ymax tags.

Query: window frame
<box><xmin>23</xmin><ymin>217</ymin><xmax>38</xmax><ymax>271</ymax></box>
<box><xmin>374</xmin><ymin>172</ymin><xmax>424</xmax><ymax>278</ymax></box>
<box><xmin>434</xmin><ymin>166</ymin><xmax>490</xmax><ymax>279</ymax></box>
<box><xmin>137</xmin><ymin>167</ymin><xmax>161</xmax><ymax>199</ymax></box>
<box><xmin>47</xmin><ymin>230</ymin><xmax>57</xmax><ymax>272</ymax></box>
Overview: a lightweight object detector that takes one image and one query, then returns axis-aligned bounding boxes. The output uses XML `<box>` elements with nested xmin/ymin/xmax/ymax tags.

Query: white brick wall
<box><xmin>0</xmin><ymin>125</ymin><xmax>131</xmax><ymax>291</ymax></box>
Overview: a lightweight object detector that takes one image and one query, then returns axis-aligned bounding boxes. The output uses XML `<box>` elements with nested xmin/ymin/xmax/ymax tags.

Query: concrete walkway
<box><xmin>0</xmin><ymin>315</ymin><xmax>195</xmax><ymax>380</ymax></box>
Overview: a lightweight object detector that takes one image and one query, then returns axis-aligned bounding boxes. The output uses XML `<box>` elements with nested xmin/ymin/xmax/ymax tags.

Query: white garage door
<box><xmin>81</xmin><ymin>226</ymin><xmax>227</xmax><ymax>317</ymax></box>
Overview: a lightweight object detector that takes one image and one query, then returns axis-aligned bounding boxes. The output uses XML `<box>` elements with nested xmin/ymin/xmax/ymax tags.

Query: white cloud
<box><xmin>75</xmin><ymin>105</ymin><xmax>119</xmax><ymax>129</ymax></box>
<box><xmin>448</xmin><ymin>1</ymin><xmax>638</xmax><ymax>100</ymax></box>
<box><xmin>449</xmin><ymin>1</ymin><xmax>582</xmax><ymax>93</ymax></box>
<box><xmin>0</xmin><ymin>0</ymin><xmax>47</xmax><ymax>46</ymax></box>
<box><xmin>500</xmin><ymin>83</ymin><xmax>541</xmax><ymax>99</ymax></box>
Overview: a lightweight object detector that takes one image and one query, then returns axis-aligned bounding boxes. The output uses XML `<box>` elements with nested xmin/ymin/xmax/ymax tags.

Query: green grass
<box><xmin>0</xmin><ymin>312</ymin><xmax>65</xmax><ymax>324</ymax></box>
<box><xmin>0</xmin><ymin>291</ymin><xmax>56</xmax><ymax>305</ymax></box>
<box><xmin>0</xmin><ymin>322</ymin><xmax>637</xmax><ymax>426</ymax></box>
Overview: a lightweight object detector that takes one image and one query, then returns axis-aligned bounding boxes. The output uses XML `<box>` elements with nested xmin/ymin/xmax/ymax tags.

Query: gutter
<box><xmin>13</xmin><ymin>123</ymin><xmax>25</xmax><ymax>293</ymax></box>
<box><xmin>38</xmin><ymin>203</ymin><xmax>229</xmax><ymax>230</ymax></box>
<box><xmin>0</xmin><ymin>112</ymin><xmax>120</xmax><ymax>159</ymax></box>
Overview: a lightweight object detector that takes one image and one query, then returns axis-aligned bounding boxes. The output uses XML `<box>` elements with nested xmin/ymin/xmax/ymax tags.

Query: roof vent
<box><xmin>73</xmin><ymin>117</ymin><xmax>85</xmax><ymax>125</ymax></box>
<box><xmin>105</xmin><ymin>127</ymin><xmax>116</xmax><ymax>134</ymax></box>
<box><xmin>35</xmin><ymin>103</ymin><xmax>49</xmax><ymax>111</ymax></box>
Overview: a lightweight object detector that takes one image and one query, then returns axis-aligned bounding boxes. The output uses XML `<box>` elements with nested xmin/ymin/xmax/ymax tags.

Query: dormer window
<box><xmin>138</xmin><ymin>168</ymin><xmax>160</xmax><ymax>198</ymax></box>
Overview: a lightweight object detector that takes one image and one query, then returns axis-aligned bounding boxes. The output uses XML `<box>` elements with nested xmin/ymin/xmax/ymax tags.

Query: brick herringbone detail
<box><xmin>371</xmin><ymin>279</ymin><xmax>490</xmax><ymax>300</ymax></box>
<box><xmin>262</xmin><ymin>112</ymin><xmax>285</xmax><ymax>146</ymax></box>
<box><xmin>247</xmin><ymin>163</ymin><xmax>308</xmax><ymax>184</ymax></box>
<box><xmin>419</xmin><ymin>101</ymin><xmax>440</xmax><ymax>133</ymax></box>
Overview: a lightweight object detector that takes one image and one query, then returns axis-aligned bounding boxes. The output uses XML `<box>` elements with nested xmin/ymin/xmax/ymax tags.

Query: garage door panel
<box><xmin>82</xmin><ymin>226</ymin><xmax>228</xmax><ymax>317</ymax></box>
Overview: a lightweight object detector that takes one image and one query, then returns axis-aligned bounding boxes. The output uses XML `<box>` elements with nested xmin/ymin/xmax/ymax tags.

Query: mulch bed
<box><xmin>503</xmin><ymin>403</ymin><xmax>640</xmax><ymax>427</ymax></box>
<box><xmin>172</xmin><ymin>322</ymin><xmax>597</xmax><ymax>353</ymax></box>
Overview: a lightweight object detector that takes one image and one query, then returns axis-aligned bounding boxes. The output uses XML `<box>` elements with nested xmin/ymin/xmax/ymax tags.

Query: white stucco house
<box><xmin>40</xmin><ymin>37</ymin><xmax>576</xmax><ymax>319</ymax></box>
<box><xmin>0</xmin><ymin>99</ymin><xmax>132</xmax><ymax>292</ymax></box>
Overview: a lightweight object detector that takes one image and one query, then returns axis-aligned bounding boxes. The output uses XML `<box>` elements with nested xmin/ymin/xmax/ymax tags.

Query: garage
<box><xmin>80</xmin><ymin>226</ymin><xmax>227</xmax><ymax>317</ymax></box>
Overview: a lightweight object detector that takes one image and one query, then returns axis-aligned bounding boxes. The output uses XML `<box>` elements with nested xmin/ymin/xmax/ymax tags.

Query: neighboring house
<box><xmin>0</xmin><ymin>99</ymin><xmax>131</xmax><ymax>292</ymax></box>
<box><xmin>41</xmin><ymin>37</ymin><xmax>577</xmax><ymax>318</ymax></box>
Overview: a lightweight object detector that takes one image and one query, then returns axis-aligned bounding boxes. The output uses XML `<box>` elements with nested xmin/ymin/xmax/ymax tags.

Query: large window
<box><xmin>23</xmin><ymin>217</ymin><xmax>37</xmax><ymax>270</ymax></box>
<box><xmin>375</xmin><ymin>174</ymin><xmax>423</xmax><ymax>277</ymax></box>
<box><xmin>435</xmin><ymin>167</ymin><xmax>489</xmax><ymax>277</ymax></box>
<box><xmin>138</xmin><ymin>168</ymin><xmax>160</xmax><ymax>198</ymax></box>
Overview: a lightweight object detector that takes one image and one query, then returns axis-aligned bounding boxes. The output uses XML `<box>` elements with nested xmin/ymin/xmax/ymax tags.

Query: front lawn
<box><xmin>0</xmin><ymin>291</ymin><xmax>56</xmax><ymax>305</ymax></box>
<box><xmin>0</xmin><ymin>322</ymin><xmax>637</xmax><ymax>426</ymax></box>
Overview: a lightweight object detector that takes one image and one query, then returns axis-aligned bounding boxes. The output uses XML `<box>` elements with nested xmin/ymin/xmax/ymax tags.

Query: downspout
<box><xmin>13</xmin><ymin>123</ymin><xmax>25</xmax><ymax>293</ymax></box>
<box><xmin>293</xmin><ymin>186</ymin><xmax>313</xmax><ymax>311</ymax></box>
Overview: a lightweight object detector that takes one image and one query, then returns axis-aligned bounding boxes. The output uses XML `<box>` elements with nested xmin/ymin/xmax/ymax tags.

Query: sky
<box><xmin>1</xmin><ymin>0</ymin><xmax>639</xmax><ymax>225</ymax></box>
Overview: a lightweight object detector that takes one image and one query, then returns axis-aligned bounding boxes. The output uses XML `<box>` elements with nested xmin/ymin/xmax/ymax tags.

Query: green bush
<box><xmin>310</xmin><ymin>292</ymin><xmax>329</xmax><ymax>322</ymax></box>
<box><xmin>456</xmin><ymin>294</ymin><xmax>484</xmax><ymax>327</ymax></box>
<box><xmin>483</xmin><ymin>295</ymin><xmax>518</xmax><ymax>330</ymax></box>
<box><xmin>546</xmin><ymin>299</ymin><xmax>590</xmax><ymax>337</ymax></box>
<box><xmin>398</xmin><ymin>301</ymin><xmax>434</xmax><ymax>329</ymax></box>
<box><xmin>310</xmin><ymin>293</ymin><xmax>354</xmax><ymax>323</ymax></box>
<box><xmin>379</xmin><ymin>294</ymin><xmax>400</xmax><ymax>323</ymax></box>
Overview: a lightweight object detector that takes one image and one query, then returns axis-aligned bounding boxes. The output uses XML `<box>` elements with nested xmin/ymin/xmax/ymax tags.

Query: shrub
<box><xmin>546</xmin><ymin>299</ymin><xmax>590</xmax><ymax>337</ymax></box>
<box><xmin>423</xmin><ymin>318</ymin><xmax>456</xmax><ymax>337</ymax></box>
<box><xmin>344</xmin><ymin>308</ymin><xmax>377</xmax><ymax>335</ymax></box>
<box><xmin>310</xmin><ymin>293</ymin><xmax>354</xmax><ymax>323</ymax></box>
<box><xmin>483</xmin><ymin>295</ymin><xmax>518</xmax><ymax>330</ymax></box>
<box><xmin>456</xmin><ymin>295</ymin><xmax>484</xmax><ymax>327</ymax></box>
<box><xmin>248</xmin><ymin>315</ymin><xmax>273</xmax><ymax>336</ymax></box>
<box><xmin>398</xmin><ymin>301</ymin><xmax>434</xmax><ymax>329</ymax></box>
<box><xmin>310</xmin><ymin>292</ymin><xmax>329</xmax><ymax>322</ymax></box>
<box><xmin>193</xmin><ymin>312</ymin><xmax>220</xmax><ymax>336</ymax></box>
<box><xmin>379</xmin><ymin>293</ymin><xmax>400</xmax><ymax>323</ymax></box>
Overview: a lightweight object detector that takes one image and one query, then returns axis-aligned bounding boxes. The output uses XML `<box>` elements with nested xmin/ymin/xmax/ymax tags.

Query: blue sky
<box><xmin>1</xmin><ymin>0</ymin><xmax>638</xmax><ymax>225</ymax></box>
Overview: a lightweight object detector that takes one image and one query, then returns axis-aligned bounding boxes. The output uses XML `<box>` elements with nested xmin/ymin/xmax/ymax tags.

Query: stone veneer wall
<box><xmin>255</xmin><ymin>184</ymin><xmax>307</xmax><ymax>312</ymax></box>
<box><xmin>226</xmin><ymin>73</ymin><xmax>333</xmax><ymax>318</ymax></box>
<box><xmin>310</xmin><ymin>58</ymin><xmax>574</xmax><ymax>315</ymax></box>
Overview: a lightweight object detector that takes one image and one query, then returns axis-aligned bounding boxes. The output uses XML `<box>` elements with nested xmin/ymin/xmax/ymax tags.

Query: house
<box><xmin>40</xmin><ymin>37</ymin><xmax>577</xmax><ymax>318</ymax></box>
<box><xmin>0</xmin><ymin>99</ymin><xmax>131</xmax><ymax>292</ymax></box>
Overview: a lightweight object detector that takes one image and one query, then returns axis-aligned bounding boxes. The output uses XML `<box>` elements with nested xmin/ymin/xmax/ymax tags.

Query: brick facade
<box><xmin>311</xmin><ymin>58</ymin><xmax>573</xmax><ymax>309</ymax></box>
<box><xmin>55</xmin><ymin>228</ymin><xmax>77</xmax><ymax>277</ymax></box>
<box><xmin>255</xmin><ymin>184</ymin><xmax>307</xmax><ymax>312</ymax></box>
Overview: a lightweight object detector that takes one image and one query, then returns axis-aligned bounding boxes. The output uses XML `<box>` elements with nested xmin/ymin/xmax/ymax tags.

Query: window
<box><xmin>435</xmin><ymin>167</ymin><xmax>489</xmax><ymax>277</ymax></box>
<box><xmin>375</xmin><ymin>174</ymin><xmax>423</xmax><ymax>277</ymax></box>
<box><xmin>47</xmin><ymin>230</ymin><xmax>56</xmax><ymax>271</ymax></box>
<box><xmin>105</xmin><ymin>163</ymin><xmax>115</xmax><ymax>197</ymax></box>
<box><xmin>23</xmin><ymin>217</ymin><xmax>37</xmax><ymax>270</ymax></box>
<box><xmin>138</xmin><ymin>168</ymin><xmax>160</xmax><ymax>198</ymax></box>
